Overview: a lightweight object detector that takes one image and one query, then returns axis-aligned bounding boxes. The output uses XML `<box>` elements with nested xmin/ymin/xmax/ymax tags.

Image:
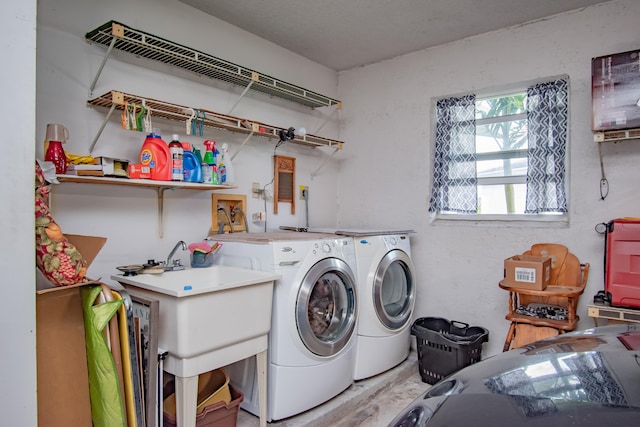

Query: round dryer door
<box><xmin>373</xmin><ymin>249</ymin><xmax>415</xmax><ymax>330</ymax></box>
<box><xmin>296</xmin><ymin>258</ymin><xmax>357</xmax><ymax>357</ymax></box>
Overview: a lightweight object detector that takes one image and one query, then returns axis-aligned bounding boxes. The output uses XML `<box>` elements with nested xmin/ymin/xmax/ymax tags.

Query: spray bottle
<box><xmin>218</xmin><ymin>143</ymin><xmax>234</xmax><ymax>185</ymax></box>
<box><xmin>202</xmin><ymin>140</ymin><xmax>218</xmax><ymax>184</ymax></box>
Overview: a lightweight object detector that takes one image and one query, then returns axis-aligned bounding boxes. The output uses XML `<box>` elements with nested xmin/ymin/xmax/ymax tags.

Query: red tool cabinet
<box><xmin>606</xmin><ymin>218</ymin><xmax>640</xmax><ymax>308</ymax></box>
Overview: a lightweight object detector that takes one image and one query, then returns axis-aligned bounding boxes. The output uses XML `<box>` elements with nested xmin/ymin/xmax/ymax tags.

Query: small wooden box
<box><xmin>211</xmin><ymin>194</ymin><xmax>247</xmax><ymax>233</ymax></box>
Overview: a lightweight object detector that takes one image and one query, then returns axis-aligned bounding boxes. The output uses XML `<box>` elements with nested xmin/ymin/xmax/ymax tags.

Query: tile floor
<box><xmin>236</xmin><ymin>350</ymin><xmax>429</xmax><ymax>426</ymax></box>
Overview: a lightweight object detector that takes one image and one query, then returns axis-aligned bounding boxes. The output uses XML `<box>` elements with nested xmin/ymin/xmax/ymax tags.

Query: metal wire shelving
<box><xmin>86</xmin><ymin>21</ymin><xmax>342</xmax><ymax>109</ymax></box>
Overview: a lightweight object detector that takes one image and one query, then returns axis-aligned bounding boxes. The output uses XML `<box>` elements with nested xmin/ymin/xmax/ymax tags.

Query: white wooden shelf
<box><xmin>593</xmin><ymin>128</ymin><xmax>640</xmax><ymax>143</ymax></box>
<box><xmin>57</xmin><ymin>174</ymin><xmax>235</xmax><ymax>190</ymax></box>
<box><xmin>56</xmin><ymin>174</ymin><xmax>236</xmax><ymax>237</ymax></box>
<box><xmin>588</xmin><ymin>304</ymin><xmax>640</xmax><ymax>325</ymax></box>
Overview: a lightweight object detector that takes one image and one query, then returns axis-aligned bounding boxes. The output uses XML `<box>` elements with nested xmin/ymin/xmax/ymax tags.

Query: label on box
<box><xmin>515</xmin><ymin>267</ymin><xmax>536</xmax><ymax>283</ymax></box>
<box><xmin>129</xmin><ymin>164</ymin><xmax>151</xmax><ymax>179</ymax></box>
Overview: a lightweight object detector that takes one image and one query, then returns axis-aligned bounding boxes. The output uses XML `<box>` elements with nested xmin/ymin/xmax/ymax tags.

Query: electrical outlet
<box><xmin>299</xmin><ymin>185</ymin><xmax>309</xmax><ymax>200</ymax></box>
<box><xmin>252</xmin><ymin>182</ymin><xmax>262</xmax><ymax>199</ymax></box>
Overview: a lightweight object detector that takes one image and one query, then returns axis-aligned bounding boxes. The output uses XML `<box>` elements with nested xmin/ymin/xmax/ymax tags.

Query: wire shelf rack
<box><xmin>87</xmin><ymin>90</ymin><xmax>343</xmax><ymax>150</ymax></box>
<box><xmin>86</xmin><ymin>21</ymin><xmax>342</xmax><ymax>109</ymax></box>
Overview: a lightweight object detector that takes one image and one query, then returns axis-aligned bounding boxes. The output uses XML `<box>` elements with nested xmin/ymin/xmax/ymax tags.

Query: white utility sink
<box><xmin>113</xmin><ymin>265</ymin><xmax>279</xmax><ymax>427</ymax></box>
<box><xmin>112</xmin><ymin>265</ymin><xmax>280</xmax><ymax>376</ymax></box>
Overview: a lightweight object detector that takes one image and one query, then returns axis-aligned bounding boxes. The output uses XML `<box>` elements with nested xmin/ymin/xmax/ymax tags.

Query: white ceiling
<box><xmin>179</xmin><ymin>0</ymin><xmax>607</xmax><ymax>71</ymax></box>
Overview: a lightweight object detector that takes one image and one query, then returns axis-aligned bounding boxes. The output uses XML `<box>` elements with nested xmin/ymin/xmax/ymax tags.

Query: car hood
<box><xmin>390</xmin><ymin>325</ymin><xmax>640</xmax><ymax>426</ymax></box>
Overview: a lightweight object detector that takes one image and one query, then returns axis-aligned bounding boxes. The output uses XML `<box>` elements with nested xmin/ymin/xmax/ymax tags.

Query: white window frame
<box><xmin>430</xmin><ymin>79</ymin><xmax>570</xmax><ymax>227</ymax></box>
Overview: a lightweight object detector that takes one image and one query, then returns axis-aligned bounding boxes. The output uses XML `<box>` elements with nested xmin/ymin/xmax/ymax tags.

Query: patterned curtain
<box><xmin>525</xmin><ymin>79</ymin><xmax>568</xmax><ymax>213</ymax></box>
<box><xmin>428</xmin><ymin>95</ymin><xmax>477</xmax><ymax>213</ymax></box>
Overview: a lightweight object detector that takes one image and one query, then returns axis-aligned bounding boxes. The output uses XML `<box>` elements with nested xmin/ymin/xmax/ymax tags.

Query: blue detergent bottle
<box><xmin>181</xmin><ymin>142</ymin><xmax>203</xmax><ymax>182</ymax></box>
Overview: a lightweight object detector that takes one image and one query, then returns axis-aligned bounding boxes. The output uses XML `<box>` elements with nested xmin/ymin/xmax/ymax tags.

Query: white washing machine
<box><xmin>210</xmin><ymin>232</ymin><xmax>358</xmax><ymax>421</ymax></box>
<box><xmin>337</xmin><ymin>230</ymin><xmax>416</xmax><ymax>380</ymax></box>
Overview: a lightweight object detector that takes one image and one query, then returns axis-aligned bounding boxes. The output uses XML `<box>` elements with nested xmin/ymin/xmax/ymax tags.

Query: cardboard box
<box><xmin>100</xmin><ymin>157</ymin><xmax>129</xmax><ymax>177</ymax></box>
<box><xmin>36</xmin><ymin>234</ymin><xmax>107</xmax><ymax>427</ymax></box>
<box><xmin>128</xmin><ymin>163</ymin><xmax>151</xmax><ymax>179</ymax></box>
<box><xmin>74</xmin><ymin>157</ymin><xmax>129</xmax><ymax>177</ymax></box>
<box><xmin>504</xmin><ymin>255</ymin><xmax>552</xmax><ymax>291</ymax></box>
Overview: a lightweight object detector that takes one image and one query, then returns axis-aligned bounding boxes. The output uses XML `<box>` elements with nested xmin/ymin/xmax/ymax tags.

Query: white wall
<box><xmin>14</xmin><ymin>0</ymin><xmax>640</xmax><ymax>421</ymax></box>
<box><xmin>337</xmin><ymin>0</ymin><xmax>640</xmax><ymax>356</ymax></box>
<box><xmin>36</xmin><ymin>0</ymin><xmax>341</xmax><ymax>286</ymax></box>
<box><xmin>0</xmin><ymin>1</ymin><xmax>37</xmax><ymax>424</ymax></box>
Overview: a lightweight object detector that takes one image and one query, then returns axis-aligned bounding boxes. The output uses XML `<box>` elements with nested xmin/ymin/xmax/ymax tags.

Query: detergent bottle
<box><xmin>139</xmin><ymin>129</ymin><xmax>170</xmax><ymax>180</ymax></box>
<box><xmin>181</xmin><ymin>142</ymin><xmax>203</xmax><ymax>183</ymax></box>
<box><xmin>169</xmin><ymin>134</ymin><xmax>184</xmax><ymax>181</ymax></box>
<box><xmin>218</xmin><ymin>143</ymin><xmax>234</xmax><ymax>185</ymax></box>
<box><xmin>202</xmin><ymin>140</ymin><xmax>218</xmax><ymax>184</ymax></box>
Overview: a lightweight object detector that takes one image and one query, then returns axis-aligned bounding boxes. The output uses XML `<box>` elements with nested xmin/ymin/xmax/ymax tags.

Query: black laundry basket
<box><xmin>411</xmin><ymin>317</ymin><xmax>489</xmax><ymax>385</ymax></box>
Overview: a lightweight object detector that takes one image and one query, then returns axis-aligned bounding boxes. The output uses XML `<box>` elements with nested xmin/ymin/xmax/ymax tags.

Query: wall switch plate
<box><xmin>299</xmin><ymin>185</ymin><xmax>309</xmax><ymax>200</ymax></box>
<box><xmin>252</xmin><ymin>182</ymin><xmax>262</xmax><ymax>199</ymax></box>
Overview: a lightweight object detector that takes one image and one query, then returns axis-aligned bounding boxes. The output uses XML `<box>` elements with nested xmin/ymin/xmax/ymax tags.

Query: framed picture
<box><xmin>130</xmin><ymin>294</ymin><xmax>160</xmax><ymax>427</ymax></box>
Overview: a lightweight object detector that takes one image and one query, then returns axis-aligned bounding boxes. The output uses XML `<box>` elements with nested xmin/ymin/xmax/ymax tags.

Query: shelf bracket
<box><xmin>310</xmin><ymin>146</ymin><xmax>341</xmax><ymax>180</ymax></box>
<box><xmin>157</xmin><ymin>187</ymin><xmax>168</xmax><ymax>238</ymax></box>
<box><xmin>314</xmin><ymin>102</ymin><xmax>342</xmax><ymax>135</ymax></box>
<box><xmin>88</xmin><ymin>23</ymin><xmax>124</xmax><ymax>97</ymax></box>
<box><xmin>228</xmin><ymin>72</ymin><xmax>258</xmax><ymax>115</ymax></box>
<box><xmin>231</xmin><ymin>123</ymin><xmax>257</xmax><ymax>161</ymax></box>
<box><xmin>89</xmin><ymin>91</ymin><xmax>123</xmax><ymax>154</ymax></box>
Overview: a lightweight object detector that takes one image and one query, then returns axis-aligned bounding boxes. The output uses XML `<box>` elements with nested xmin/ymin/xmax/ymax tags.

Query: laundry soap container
<box><xmin>140</xmin><ymin>130</ymin><xmax>171</xmax><ymax>181</ymax></box>
<box><xmin>182</xmin><ymin>142</ymin><xmax>203</xmax><ymax>183</ymax></box>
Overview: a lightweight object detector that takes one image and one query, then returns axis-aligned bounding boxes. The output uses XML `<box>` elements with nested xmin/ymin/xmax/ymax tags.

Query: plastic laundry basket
<box><xmin>411</xmin><ymin>317</ymin><xmax>489</xmax><ymax>385</ymax></box>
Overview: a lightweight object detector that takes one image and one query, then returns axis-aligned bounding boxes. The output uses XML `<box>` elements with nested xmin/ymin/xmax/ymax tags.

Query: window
<box><xmin>428</xmin><ymin>78</ymin><xmax>569</xmax><ymax>218</ymax></box>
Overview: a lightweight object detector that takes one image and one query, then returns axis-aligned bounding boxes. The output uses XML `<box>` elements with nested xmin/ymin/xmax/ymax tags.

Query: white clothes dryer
<box><xmin>210</xmin><ymin>232</ymin><xmax>358</xmax><ymax>421</ymax></box>
<box><xmin>337</xmin><ymin>231</ymin><xmax>416</xmax><ymax>380</ymax></box>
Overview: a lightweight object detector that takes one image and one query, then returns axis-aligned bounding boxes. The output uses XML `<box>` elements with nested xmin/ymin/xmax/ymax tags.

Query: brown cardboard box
<box><xmin>36</xmin><ymin>235</ymin><xmax>107</xmax><ymax>427</ymax></box>
<box><xmin>504</xmin><ymin>255</ymin><xmax>552</xmax><ymax>291</ymax></box>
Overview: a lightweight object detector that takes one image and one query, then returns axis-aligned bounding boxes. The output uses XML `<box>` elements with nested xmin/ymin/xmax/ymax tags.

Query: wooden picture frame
<box><xmin>211</xmin><ymin>193</ymin><xmax>248</xmax><ymax>233</ymax></box>
<box><xmin>130</xmin><ymin>294</ymin><xmax>160</xmax><ymax>427</ymax></box>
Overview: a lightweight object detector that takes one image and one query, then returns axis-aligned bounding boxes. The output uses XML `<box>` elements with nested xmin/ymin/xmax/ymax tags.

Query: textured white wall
<box><xmin>0</xmin><ymin>1</ymin><xmax>37</xmax><ymax>424</ymax></box>
<box><xmin>36</xmin><ymin>0</ymin><xmax>341</xmax><ymax>286</ymax></box>
<box><xmin>337</xmin><ymin>0</ymin><xmax>640</xmax><ymax>357</ymax></box>
<box><xmin>27</xmin><ymin>3</ymin><xmax>640</xmax><ymax>419</ymax></box>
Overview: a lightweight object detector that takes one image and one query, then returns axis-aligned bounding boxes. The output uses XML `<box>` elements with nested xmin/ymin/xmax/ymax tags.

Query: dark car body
<box><xmin>389</xmin><ymin>324</ymin><xmax>640</xmax><ymax>426</ymax></box>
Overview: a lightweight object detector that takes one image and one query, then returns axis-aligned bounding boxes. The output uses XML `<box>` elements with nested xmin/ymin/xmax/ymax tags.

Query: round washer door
<box><xmin>373</xmin><ymin>249</ymin><xmax>415</xmax><ymax>330</ymax></box>
<box><xmin>296</xmin><ymin>257</ymin><xmax>357</xmax><ymax>357</ymax></box>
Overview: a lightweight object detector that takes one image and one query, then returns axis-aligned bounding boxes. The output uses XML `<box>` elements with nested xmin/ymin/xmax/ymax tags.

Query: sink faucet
<box><xmin>165</xmin><ymin>240</ymin><xmax>187</xmax><ymax>271</ymax></box>
<box><xmin>217</xmin><ymin>207</ymin><xmax>234</xmax><ymax>234</ymax></box>
<box><xmin>232</xmin><ymin>205</ymin><xmax>249</xmax><ymax>232</ymax></box>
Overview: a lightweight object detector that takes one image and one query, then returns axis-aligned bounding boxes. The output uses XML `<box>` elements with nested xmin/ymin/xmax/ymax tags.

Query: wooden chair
<box><xmin>499</xmin><ymin>243</ymin><xmax>590</xmax><ymax>351</ymax></box>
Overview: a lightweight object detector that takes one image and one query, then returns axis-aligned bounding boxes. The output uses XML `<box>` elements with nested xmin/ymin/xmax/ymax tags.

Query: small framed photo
<box><xmin>130</xmin><ymin>294</ymin><xmax>160</xmax><ymax>427</ymax></box>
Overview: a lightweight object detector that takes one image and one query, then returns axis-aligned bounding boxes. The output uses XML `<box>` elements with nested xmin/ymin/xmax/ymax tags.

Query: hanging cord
<box><xmin>598</xmin><ymin>142</ymin><xmax>609</xmax><ymax>200</ymax></box>
<box><xmin>261</xmin><ymin>143</ymin><xmax>280</xmax><ymax>232</ymax></box>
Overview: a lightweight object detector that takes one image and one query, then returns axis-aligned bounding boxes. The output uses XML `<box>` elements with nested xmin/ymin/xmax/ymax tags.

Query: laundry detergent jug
<box><xmin>182</xmin><ymin>142</ymin><xmax>203</xmax><ymax>183</ymax></box>
<box><xmin>140</xmin><ymin>131</ymin><xmax>171</xmax><ymax>181</ymax></box>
